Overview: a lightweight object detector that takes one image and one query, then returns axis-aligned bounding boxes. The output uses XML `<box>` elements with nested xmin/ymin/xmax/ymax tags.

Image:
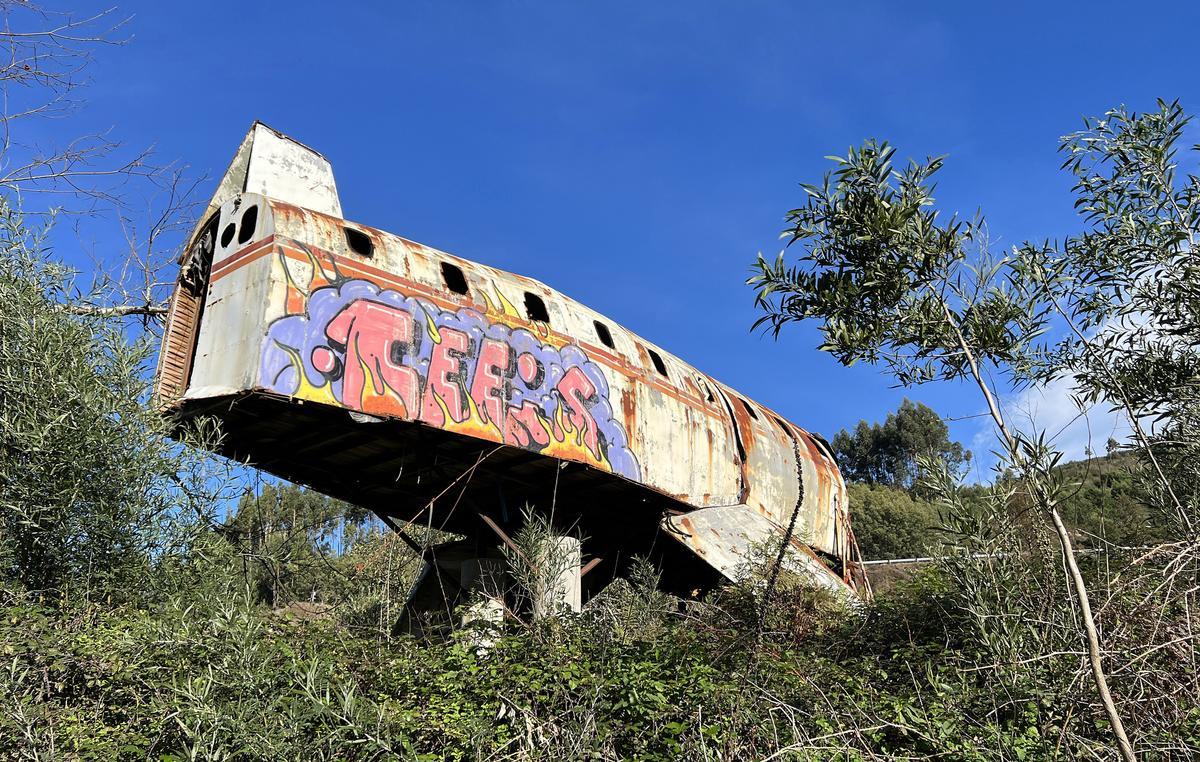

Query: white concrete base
<box><xmin>533</xmin><ymin>536</ymin><xmax>582</xmax><ymax>619</ymax></box>
<box><xmin>458</xmin><ymin>558</ymin><xmax>506</xmax><ymax>650</ymax></box>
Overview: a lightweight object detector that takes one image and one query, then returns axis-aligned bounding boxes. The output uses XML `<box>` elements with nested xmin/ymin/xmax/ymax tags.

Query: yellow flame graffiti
<box><xmin>480</xmin><ymin>282</ymin><xmax>521</xmax><ymax>322</ymax></box>
<box><xmin>475</xmin><ymin>281</ymin><xmax>568</xmax><ymax>345</ymax></box>
<box><xmin>430</xmin><ymin>385</ymin><xmax>502</xmax><ymax>443</ymax></box>
<box><xmin>479</xmin><ymin>289</ymin><xmax>497</xmax><ymax>314</ymax></box>
<box><xmin>278</xmin><ymin>343</ymin><xmax>339</xmax><ymax>406</ymax></box>
<box><xmin>493</xmin><ymin>284</ymin><xmax>521</xmax><ymax>319</ymax></box>
<box><xmin>280</xmin><ymin>246</ymin><xmax>343</xmax><ymax>315</ymax></box>
<box><xmin>423</xmin><ymin>308</ymin><xmax>441</xmax><ymax>344</ymax></box>
<box><xmin>535</xmin><ymin>396</ymin><xmax>612</xmax><ymax>472</ymax></box>
<box><xmin>356</xmin><ymin>349</ymin><xmax>410</xmax><ymax>419</ymax></box>
<box><xmin>428</xmin><ymin>385</ymin><xmax>612</xmax><ymax>473</ymax></box>
<box><xmin>276</xmin><ymin>334</ymin><xmax>612</xmax><ymax>474</ymax></box>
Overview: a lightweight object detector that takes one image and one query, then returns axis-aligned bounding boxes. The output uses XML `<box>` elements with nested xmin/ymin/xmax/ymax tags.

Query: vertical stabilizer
<box><xmin>201</xmin><ymin>122</ymin><xmax>342</xmax><ymax>224</ymax></box>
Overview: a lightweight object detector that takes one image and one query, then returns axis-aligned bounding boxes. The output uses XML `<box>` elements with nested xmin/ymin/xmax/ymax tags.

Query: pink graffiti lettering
<box><xmin>263</xmin><ymin>286</ymin><xmax>642</xmax><ymax>480</ymax></box>
<box><xmin>471</xmin><ymin>337</ymin><xmax>511</xmax><ymax>427</ymax></box>
<box><xmin>324</xmin><ymin>301</ymin><xmax>420</xmax><ymax>418</ymax></box>
<box><xmin>557</xmin><ymin>366</ymin><xmax>601</xmax><ymax>459</ymax></box>
<box><xmin>506</xmin><ymin>401</ymin><xmax>551</xmax><ymax>449</ymax></box>
<box><xmin>420</xmin><ymin>327</ymin><xmax>470</xmax><ymax>426</ymax></box>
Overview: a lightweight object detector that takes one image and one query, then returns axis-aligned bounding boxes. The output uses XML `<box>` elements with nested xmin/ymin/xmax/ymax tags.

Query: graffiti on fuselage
<box><xmin>259</xmin><ymin>278</ymin><xmax>641</xmax><ymax>480</ymax></box>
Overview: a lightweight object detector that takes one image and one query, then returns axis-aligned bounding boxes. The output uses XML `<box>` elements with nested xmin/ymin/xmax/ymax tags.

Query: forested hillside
<box><xmin>837</xmin><ymin>404</ymin><xmax>1162</xmax><ymax>562</ymax></box>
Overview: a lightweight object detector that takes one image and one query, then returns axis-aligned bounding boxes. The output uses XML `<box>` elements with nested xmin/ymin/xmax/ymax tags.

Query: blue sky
<box><xmin>39</xmin><ymin>1</ymin><xmax>1200</xmax><ymax>478</ymax></box>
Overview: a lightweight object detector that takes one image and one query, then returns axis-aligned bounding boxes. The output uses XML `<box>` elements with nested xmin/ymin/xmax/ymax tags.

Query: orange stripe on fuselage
<box><xmin>210</xmin><ymin>235</ymin><xmax>277</xmax><ymax>280</ymax></box>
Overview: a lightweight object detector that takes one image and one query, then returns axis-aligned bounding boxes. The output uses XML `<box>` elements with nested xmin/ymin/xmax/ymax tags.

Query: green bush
<box><xmin>10</xmin><ymin>555</ymin><xmax>1192</xmax><ymax>761</ymax></box>
<box><xmin>0</xmin><ymin>199</ymin><xmax>222</xmax><ymax>601</ymax></box>
<box><xmin>848</xmin><ymin>482</ymin><xmax>940</xmax><ymax>559</ymax></box>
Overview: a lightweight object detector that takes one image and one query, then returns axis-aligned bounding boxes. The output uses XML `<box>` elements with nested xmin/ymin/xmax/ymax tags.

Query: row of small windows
<box><xmin>288</xmin><ymin>220</ymin><xmax>776</xmax><ymax>424</ymax></box>
<box><xmin>439</xmin><ymin>258</ymin><xmax>680</xmax><ymax>384</ymax></box>
<box><xmin>352</xmin><ymin>245</ymin><xmax>689</xmax><ymax>387</ymax></box>
<box><xmin>437</xmin><ymin>260</ymin><xmax>553</xmax><ymax>325</ymax></box>
<box><xmin>326</xmin><ymin>229</ymin><xmax>762</xmax><ymax>417</ymax></box>
<box><xmin>366</xmin><ymin>236</ymin><xmax>792</xmax><ymax>439</ymax></box>
<box><xmin>222</xmin><ymin>209</ymin><xmax>370</xmax><ymax>257</ymax></box>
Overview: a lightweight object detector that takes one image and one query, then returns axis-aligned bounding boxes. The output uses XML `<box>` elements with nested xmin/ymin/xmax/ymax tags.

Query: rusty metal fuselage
<box><xmin>157</xmin><ymin>123</ymin><xmax>858</xmax><ymax>600</ymax></box>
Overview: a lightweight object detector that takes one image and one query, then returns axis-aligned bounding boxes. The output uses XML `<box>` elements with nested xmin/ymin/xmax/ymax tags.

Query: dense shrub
<box><xmin>847</xmin><ymin>482</ymin><xmax>940</xmax><ymax>560</ymax></box>
<box><xmin>7</xmin><ymin>551</ymin><xmax>1195</xmax><ymax>761</ymax></box>
<box><xmin>0</xmin><ymin>199</ymin><xmax>223</xmax><ymax>601</ymax></box>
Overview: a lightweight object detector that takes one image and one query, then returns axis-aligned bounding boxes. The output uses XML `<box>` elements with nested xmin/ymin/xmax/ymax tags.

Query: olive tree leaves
<box><xmin>751</xmin><ymin>140</ymin><xmax>1050</xmax><ymax>389</ymax></box>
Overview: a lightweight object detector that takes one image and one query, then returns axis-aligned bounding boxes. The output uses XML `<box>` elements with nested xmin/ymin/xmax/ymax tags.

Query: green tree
<box><xmin>749</xmin><ymin>136</ymin><xmax>1136</xmax><ymax>756</ymax></box>
<box><xmin>221</xmin><ymin>481</ymin><xmax>375</xmax><ymax>606</ymax></box>
<box><xmin>0</xmin><ymin>199</ymin><xmax>220</xmax><ymax>599</ymax></box>
<box><xmin>832</xmin><ymin>398</ymin><xmax>969</xmax><ymax>488</ymax></box>
<box><xmin>846</xmin><ymin>483</ymin><xmax>938</xmax><ymax>559</ymax></box>
<box><xmin>1020</xmin><ymin>101</ymin><xmax>1200</xmax><ymax>540</ymax></box>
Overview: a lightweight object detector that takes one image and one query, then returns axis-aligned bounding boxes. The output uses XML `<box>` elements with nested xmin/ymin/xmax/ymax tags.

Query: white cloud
<box><xmin>974</xmin><ymin>376</ymin><xmax>1132</xmax><ymax>468</ymax></box>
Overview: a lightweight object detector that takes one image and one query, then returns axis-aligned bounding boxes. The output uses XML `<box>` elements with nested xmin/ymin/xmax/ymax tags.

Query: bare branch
<box><xmin>65</xmin><ymin>302</ymin><xmax>166</xmax><ymax>318</ymax></box>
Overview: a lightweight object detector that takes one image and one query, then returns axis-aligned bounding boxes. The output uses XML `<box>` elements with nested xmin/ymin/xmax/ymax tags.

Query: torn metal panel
<box><xmin>203</xmin><ymin>122</ymin><xmax>342</xmax><ymax>223</ymax></box>
<box><xmin>663</xmin><ymin>505</ymin><xmax>855</xmax><ymax>599</ymax></box>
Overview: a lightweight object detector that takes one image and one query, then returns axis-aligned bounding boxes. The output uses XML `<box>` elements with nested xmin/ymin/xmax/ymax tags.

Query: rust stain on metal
<box><xmin>620</xmin><ymin>389</ymin><xmax>637</xmax><ymax>445</ymax></box>
<box><xmin>155</xmin><ymin>121</ymin><xmax>862</xmax><ymax>602</ymax></box>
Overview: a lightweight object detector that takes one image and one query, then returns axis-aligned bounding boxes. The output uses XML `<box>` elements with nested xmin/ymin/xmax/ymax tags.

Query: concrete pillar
<box><xmin>532</xmin><ymin>536</ymin><xmax>582</xmax><ymax>619</ymax></box>
<box><xmin>459</xmin><ymin>559</ymin><xmax>506</xmax><ymax>649</ymax></box>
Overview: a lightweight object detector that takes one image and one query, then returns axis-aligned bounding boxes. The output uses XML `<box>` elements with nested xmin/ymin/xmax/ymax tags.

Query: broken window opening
<box><xmin>714</xmin><ymin>389</ymin><xmax>747</xmax><ymax>463</ymax></box>
<box><xmin>593</xmin><ymin>320</ymin><xmax>615</xmax><ymax>349</ymax></box>
<box><xmin>441</xmin><ymin>261</ymin><xmax>470</xmax><ymax>295</ymax></box>
<box><xmin>524</xmin><ymin>292</ymin><xmax>550</xmax><ymax>323</ymax></box>
<box><xmin>237</xmin><ymin>205</ymin><xmax>258</xmax><ymax>244</ymax></box>
<box><xmin>811</xmin><ymin>431</ymin><xmax>836</xmax><ymax>461</ymax></box>
<box><xmin>739</xmin><ymin>397</ymin><xmax>759</xmax><ymax>420</ymax></box>
<box><xmin>772</xmin><ymin>415</ymin><xmax>791</xmax><ymax>436</ymax></box>
<box><xmin>220</xmin><ymin>222</ymin><xmax>236</xmax><ymax>248</ymax></box>
<box><xmin>648</xmin><ymin>348</ymin><xmax>669</xmax><ymax>378</ymax></box>
<box><xmin>345</xmin><ymin>227</ymin><xmax>374</xmax><ymax>257</ymax></box>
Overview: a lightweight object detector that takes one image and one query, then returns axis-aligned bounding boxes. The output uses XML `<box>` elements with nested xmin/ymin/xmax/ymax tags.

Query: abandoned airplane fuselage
<box><xmin>156</xmin><ymin>123</ymin><xmax>860</xmax><ymax>604</ymax></box>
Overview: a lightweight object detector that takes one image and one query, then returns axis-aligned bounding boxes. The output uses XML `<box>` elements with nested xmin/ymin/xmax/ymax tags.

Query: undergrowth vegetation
<box><xmin>6</xmin><ymin>542</ymin><xmax>1196</xmax><ymax>760</ymax></box>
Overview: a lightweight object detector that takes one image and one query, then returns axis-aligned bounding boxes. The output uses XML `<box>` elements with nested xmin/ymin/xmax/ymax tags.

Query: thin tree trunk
<box><xmin>940</xmin><ymin>301</ymin><xmax>1136</xmax><ymax>761</ymax></box>
<box><xmin>1046</xmin><ymin>503</ymin><xmax>1137</xmax><ymax>761</ymax></box>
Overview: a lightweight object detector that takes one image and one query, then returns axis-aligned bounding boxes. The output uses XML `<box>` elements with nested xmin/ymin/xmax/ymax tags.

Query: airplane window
<box><xmin>345</xmin><ymin>227</ymin><xmax>374</xmax><ymax>257</ymax></box>
<box><xmin>593</xmin><ymin>320</ymin><xmax>615</xmax><ymax>349</ymax></box>
<box><xmin>237</xmin><ymin>205</ymin><xmax>258</xmax><ymax>244</ymax></box>
<box><xmin>648</xmin><ymin>348</ymin><xmax>669</xmax><ymax>378</ymax></box>
<box><xmin>441</xmin><ymin>262</ymin><xmax>469</xmax><ymax>295</ymax></box>
<box><xmin>524</xmin><ymin>292</ymin><xmax>550</xmax><ymax>323</ymax></box>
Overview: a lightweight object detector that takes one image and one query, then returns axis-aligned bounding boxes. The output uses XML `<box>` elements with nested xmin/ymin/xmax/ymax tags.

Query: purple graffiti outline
<box><xmin>259</xmin><ymin>279</ymin><xmax>640</xmax><ymax>481</ymax></box>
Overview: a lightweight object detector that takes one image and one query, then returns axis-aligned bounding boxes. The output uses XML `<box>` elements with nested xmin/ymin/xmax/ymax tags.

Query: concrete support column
<box><xmin>532</xmin><ymin>536</ymin><xmax>581</xmax><ymax>619</ymax></box>
<box><xmin>459</xmin><ymin>558</ymin><xmax>506</xmax><ymax>649</ymax></box>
